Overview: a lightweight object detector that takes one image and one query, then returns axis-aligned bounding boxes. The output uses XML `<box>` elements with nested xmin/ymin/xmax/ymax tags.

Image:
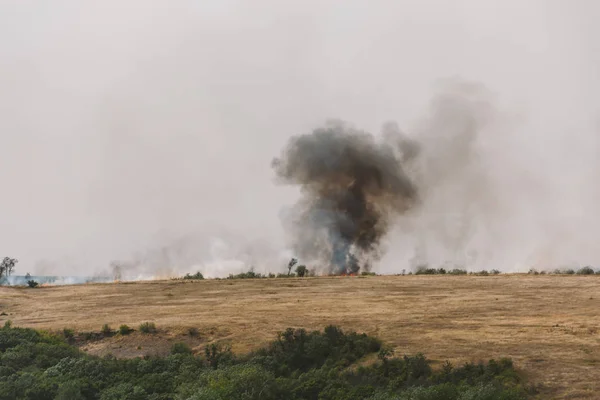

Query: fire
<box><xmin>334</xmin><ymin>272</ymin><xmax>357</xmax><ymax>277</ymax></box>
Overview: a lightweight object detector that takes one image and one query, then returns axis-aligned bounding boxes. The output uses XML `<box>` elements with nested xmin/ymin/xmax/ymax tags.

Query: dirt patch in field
<box><xmin>67</xmin><ymin>325</ymin><xmax>233</xmax><ymax>358</ymax></box>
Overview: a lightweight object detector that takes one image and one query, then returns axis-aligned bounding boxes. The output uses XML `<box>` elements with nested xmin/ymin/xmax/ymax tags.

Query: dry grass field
<box><xmin>1</xmin><ymin>274</ymin><xmax>600</xmax><ymax>399</ymax></box>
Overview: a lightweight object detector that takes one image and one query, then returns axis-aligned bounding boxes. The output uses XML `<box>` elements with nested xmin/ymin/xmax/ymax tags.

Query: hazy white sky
<box><xmin>1</xmin><ymin>1</ymin><xmax>599</xmax><ymax>276</ymax></box>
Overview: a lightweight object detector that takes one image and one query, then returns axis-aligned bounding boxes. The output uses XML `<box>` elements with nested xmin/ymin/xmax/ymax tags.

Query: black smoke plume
<box><xmin>273</xmin><ymin>120</ymin><xmax>419</xmax><ymax>274</ymax></box>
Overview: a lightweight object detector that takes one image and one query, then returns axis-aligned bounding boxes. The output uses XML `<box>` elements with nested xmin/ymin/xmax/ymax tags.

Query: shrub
<box><xmin>171</xmin><ymin>342</ymin><xmax>193</xmax><ymax>355</ymax></box>
<box><xmin>490</xmin><ymin>269</ymin><xmax>501</xmax><ymax>275</ymax></box>
<box><xmin>415</xmin><ymin>267</ymin><xmax>449</xmax><ymax>275</ymax></box>
<box><xmin>101</xmin><ymin>324</ymin><xmax>113</xmax><ymax>336</ymax></box>
<box><xmin>361</xmin><ymin>271</ymin><xmax>377</xmax><ymax>276</ymax></box>
<box><xmin>415</xmin><ymin>267</ymin><xmax>437</xmax><ymax>275</ymax></box>
<box><xmin>448</xmin><ymin>268</ymin><xmax>468</xmax><ymax>275</ymax></box>
<box><xmin>577</xmin><ymin>266</ymin><xmax>595</xmax><ymax>275</ymax></box>
<box><xmin>27</xmin><ymin>280</ymin><xmax>39</xmax><ymax>288</ymax></box>
<box><xmin>528</xmin><ymin>268</ymin><xmax>539</xmax><ymax>275</ymax></box>
<box><xmin>0</xmin><ymin>324</ymin><xmax>526</xmax><ymax>400</ymax></box>
<box><xmin>183</xmin><ymin>271</ymin><xmax>204</xmax><ymax>280</ymax></box>
<box><xmin>295</xmin><ymin>265</ymin><xmax>308</xmax><ymax>277</ymax></box>
<box><xmin>119</xmin><ymin>324</ymin><xmax>133</xmax><ymax>335</ymax></box>
<box><xmin>62</xmin><ymin>328</ymin><xmax>75</xmax><ymax>343</ymax></box>
<box><xmin>227</xmin><ymin>270</ymin><xmax>265</xmax><ymax>280</ymax></box>
<box><xmin>188</xmin><ymin>327</ymin><xmax>199</xmax><ymax>337</ymax></box>
<box><xmin>205</xmin><ymin>343</ymin><xmax>234</xmax><ymax>369</ymax></box>
<box><xmin>139</xmin><ymin>322</ymin><xmax>157</xmax><ymax>334</ymax></box>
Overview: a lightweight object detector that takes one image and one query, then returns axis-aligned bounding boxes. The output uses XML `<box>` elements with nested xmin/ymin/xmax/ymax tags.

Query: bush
<box><xmin>227</xmin><ymin>270</ymin><xmax>265</xmax><ymax>280</ymax></box>
<box><xmin>183</xmin><ymin>272</ymin><xmax>204</xmax><ymax>280</ymax></box>
<box><xmin>0</xmin><ymin>325</ymin><xmax>527</xmax><ymax>400</ymax></box>
<box><xmin>138</xmin><ymin>322</ymin><xmax>157</xmax><ymax>334</ymax></box>
<box><xmin>101</xmin><ymin>324</ymin><xmax>113</xmax><ymax>336</ymax></box>
<box><xmin>27</xmin><ymin>280</ymin><xmax>39</xmax><ymax>288</ymax></box>
<box><xmin>171</xmin><ymin>342</ymin><xmax>193</xmax><ymax>355</ymax></box>
<box><xmin>205</xmin><ymin>343</ymin><xmax>234</xmax><ymax>369</ymax></box>
<box><xmin>448</xmin><ymin>268</ymin><xmax>468</xmax><ymax>275</ymax></box>
<box><xmin>361</xmin><ymin>271</ymin><xmax>377</xmax><ymax>276</ymax></box>
<box><xmin>415</xmin><ymin>267</ymin><xmax>438</xmax><ymax>275</ymax></box>
<box><xmin>188</xmin><ymin>327</ymin><xmax>199</xmax><ymax>337</ymax></box>
<box><xmin>295</xmin><ymin>265</ymin><xmax>308</xmax><ymax>277</ymax></box>
<box><xmin>577</xmin><ymin>266</ymin><xmax>595</xmax><ymax>275</ymax></box>
<box><xmin>62</xmin><ymin>328</ymin><xmax>75</xmax><ymax>339</ymax></box>
<box><xmin>415</xmin><ymin>267</ymin><xmax>451</xmax><ymax>275</ymax></box>
<box><xmin>490</xmin><ymin>269</ymin><xmax>501</xmax><ymax>275</ymax></box>
<box><xmin>119</xmin><ymin>324</ymin><xmax>133</xmax><ymax>335</ymax></box>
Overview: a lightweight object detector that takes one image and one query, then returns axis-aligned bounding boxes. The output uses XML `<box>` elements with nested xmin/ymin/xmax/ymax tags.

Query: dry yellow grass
<box><xmin>1</xmin><ymin>274</ymin><xmax>600</xmax><ymax>399</ymax></box>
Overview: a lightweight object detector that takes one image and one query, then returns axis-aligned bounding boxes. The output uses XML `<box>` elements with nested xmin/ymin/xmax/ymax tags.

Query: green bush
<box><xmin>138</xmin><ymin>322</ymin><xmax>157</xmax><ymax>334</ymax></box>
<box><xmin>62</xmin><ymin>328</ymin><xmax>75</xmax><ymax>340</ymax></box>
<box><xmin>183</xmin><ymin>272</ymin><xmax>204</xmax><ymax>280</ymax></box>
<box><xmin>448</xmin><ymin>268</ymin><xmax>468</xmax><ymax>275</ymax></box>
<box><xmin>577</xmin><ymin>266</ymin><xmax>595</xmax><ymax>275</ymax></box>
<box><xmin>27</xmin><ymin>280</ymin><xmax>39</xmax><ymax>288</ymax></box>
<box><xmin>296</xmin><ymin>265</ymin><xmax>308</xmax><ymax>277</ymax></box>
<box><xmin>227</xmin><ymin>270</ymin><xmax>265</xmax><ymax>279</ymax></box>
<box><xmin>119</xmin><ymin>324</ymin><xmax>133</xmax><ymax>335</ymax></box>
<box><xmin>0</xmin><ymin>324</ymin><xmax>527</xmax><ymax>400</ymax></box>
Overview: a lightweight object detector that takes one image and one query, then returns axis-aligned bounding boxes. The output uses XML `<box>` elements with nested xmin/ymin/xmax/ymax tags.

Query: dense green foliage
<box><xmin>0</xmin><ymin>323</ymin><xmax>527</xmax><ymax>400</ymax></box>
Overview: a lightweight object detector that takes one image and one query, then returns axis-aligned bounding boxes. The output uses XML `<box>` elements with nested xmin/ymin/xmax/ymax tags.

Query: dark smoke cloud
<box><xmin>273</xmin><ymin>120</ymin><xmax>419</xmax><ymax>274</ymax></box>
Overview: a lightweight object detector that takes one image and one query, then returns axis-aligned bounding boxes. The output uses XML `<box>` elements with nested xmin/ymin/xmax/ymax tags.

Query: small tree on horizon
<box><xmin>287</xmin><ymin>258</ymin><xmax>298</xmax><ymax>276</ymax></box>
<box><xmin>0</xmin><ymin>257</ymin><xmax>18</xmax><ymax>281</ymax></box>
<box><xmin>295</xmin><ymin>265</ymin><xmax>307</xmax><ymax>277</ymax></box>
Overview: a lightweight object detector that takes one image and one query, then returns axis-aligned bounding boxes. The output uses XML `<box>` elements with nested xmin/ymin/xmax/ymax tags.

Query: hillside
<box><xmin>1</xmin><ymin>275</ymin><xmax>599</xmax><ymax>398</ymax></box>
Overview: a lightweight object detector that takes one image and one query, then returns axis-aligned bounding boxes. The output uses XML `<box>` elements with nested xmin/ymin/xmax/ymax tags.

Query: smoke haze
<box><xmin>1</xmin><ymin>1</ymin><xmax>600</xmax><ymax>276</ymax></box>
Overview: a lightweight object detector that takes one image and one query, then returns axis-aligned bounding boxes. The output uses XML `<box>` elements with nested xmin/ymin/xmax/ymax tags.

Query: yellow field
<box><xmin>1</xmin><ymin>275</ymin><xmax>599</xmax><ymax>399</ymax></box>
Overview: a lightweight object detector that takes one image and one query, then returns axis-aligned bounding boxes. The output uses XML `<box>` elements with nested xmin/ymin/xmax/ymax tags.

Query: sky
<box><xmin>1</xmin><ymin>1</ymin><xmax>600</xmax><ymax>276</ymax></box>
